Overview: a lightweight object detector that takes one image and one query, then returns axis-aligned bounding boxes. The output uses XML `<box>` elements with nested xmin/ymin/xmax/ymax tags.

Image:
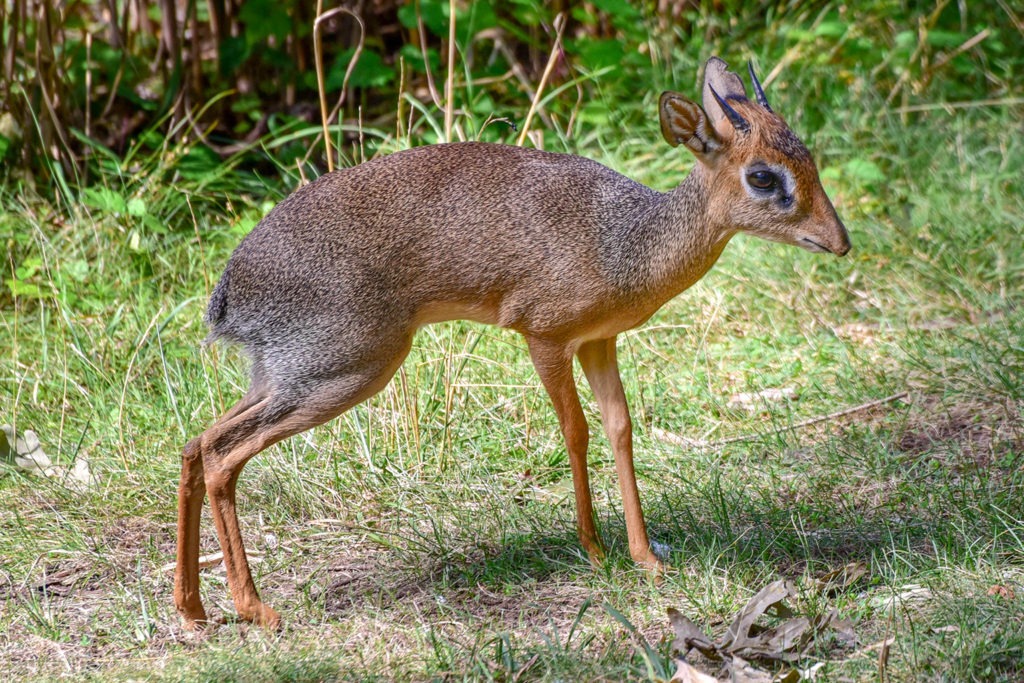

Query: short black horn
<box><xmin>747</xmin><ymin>61</ymin><xmax>772</xmax><ymax>112</ymax></box>
<box><xmin>708</xmin><ymin>84</ymin><xmax>750</xmax><ymax>134</ymax></box>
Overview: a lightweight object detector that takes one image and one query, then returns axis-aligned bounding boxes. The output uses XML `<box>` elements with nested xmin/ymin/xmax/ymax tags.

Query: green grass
<box><xmin>2</xmin><ymin>23</ymin><xmax>1023</xmax><ymax>683</ymax></box>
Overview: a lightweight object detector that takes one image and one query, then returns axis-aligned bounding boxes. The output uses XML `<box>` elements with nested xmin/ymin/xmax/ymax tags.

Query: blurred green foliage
<box><xmin>1</xmin><ymin>0</ymin><xmax>1020</xmax><ymax>192</ymax></box>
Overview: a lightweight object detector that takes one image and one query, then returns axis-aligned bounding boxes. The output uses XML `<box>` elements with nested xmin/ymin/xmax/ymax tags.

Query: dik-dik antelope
<box><xmin>174</xmin><ymin>57</ymin><xmax>850</xmax><ymax>629</ymax></box>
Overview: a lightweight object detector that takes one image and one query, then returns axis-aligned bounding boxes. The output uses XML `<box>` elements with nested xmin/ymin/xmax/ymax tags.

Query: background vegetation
<box><xmin>1</xmin><ymin>0</ymin><xmax>1022</xmax><ymax>680</ymax></box>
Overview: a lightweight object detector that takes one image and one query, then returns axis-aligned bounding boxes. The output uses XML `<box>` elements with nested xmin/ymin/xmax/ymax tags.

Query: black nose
<box><xmin>834</xmin><ymin>219</ymin><xmax>852</xmax><ymax>257</ymax></box>
<box><xmin>834</xmin><ymin>237</ymin><xmax>851</xmax><ymax>256</ymax></box>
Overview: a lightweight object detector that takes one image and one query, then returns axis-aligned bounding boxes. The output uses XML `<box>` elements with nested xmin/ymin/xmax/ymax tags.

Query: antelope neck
<box><xmin>616</xmin><ymin>165</ymin><xmax>733</xmax><ymax>299</ymax></box>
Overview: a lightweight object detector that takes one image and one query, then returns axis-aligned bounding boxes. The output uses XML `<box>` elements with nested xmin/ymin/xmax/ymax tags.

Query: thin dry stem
<box><xmin>396</xmin><ymin>55</ymin><xmax>406</xmax><ymax>142</ymax></box>
<box><xmin>515</xmin><ymin>13</ymin><xmax>565</xmax><ymax>148</ymax></box>
<box><xmin>416</xmin><ymin>0</ymin><xmax>443</xmax><ymax>108</ymax></box>
<box><xmin>314</xmin><ymin>5</ymin><xmax>365</xmax><ymax>172</ymax></box>
<box><xmin>890</xmin><ymin>96</ymin><xmax>1024</xmax><ymax>114</ymax></box>
<box><xmin>444</xmin><ymin>0</ymin><xmax>456</xmax><ymax>142</ymax></box>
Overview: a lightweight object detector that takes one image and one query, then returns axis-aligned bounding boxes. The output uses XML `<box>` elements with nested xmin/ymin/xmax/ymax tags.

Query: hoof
<box><xmin>636</xmin><ymin>552</ymin><xmax>666</xmax><ymax>583</ymax></box>
<box><xmin>582</xmin><ymin>539</ymin><xmax>607</xmax><ymax>568</ymax></box>
<box><xmin>179</xmin><ymin>612</ymin><xmax>211</xmax><ymax>632</ymax></box>
<box><xmin>241</xmin><ymin>602</ymin><xmax>282</xmax><ymax>630</ymax></box>
<box><xmin>177</xmin><ymin>601</ymin><xmax>210</xmax><ymax>632</ymax></box>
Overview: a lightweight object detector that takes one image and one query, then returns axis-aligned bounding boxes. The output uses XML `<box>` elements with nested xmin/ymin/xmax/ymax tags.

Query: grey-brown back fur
<box><xmin>207</xmin><ymin>142</ymin><xmax>719</xmax><ymax>410</ymax></box>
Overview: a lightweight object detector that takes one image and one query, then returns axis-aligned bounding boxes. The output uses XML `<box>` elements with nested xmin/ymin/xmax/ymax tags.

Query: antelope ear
<box><xmin>701</xmin><ymin>56</ymin><xmax>748</xmax><ymax>133</ymax></box>
<box><xmin>659</xmin><ymin>91</ymin><xmax>723</xmax><ymax>158</ymax></box>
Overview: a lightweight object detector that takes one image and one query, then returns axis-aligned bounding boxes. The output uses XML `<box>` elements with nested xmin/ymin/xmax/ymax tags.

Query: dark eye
<box><xmin>747</xmin><ymin>170</ymin><xmax>779</xmax><ymax>191</ymax></box>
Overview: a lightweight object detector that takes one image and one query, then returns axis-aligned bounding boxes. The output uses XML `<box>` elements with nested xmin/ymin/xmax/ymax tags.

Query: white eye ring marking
<box><xmin>742</xmin><ymin>163</ymin><xmax>796</xmax><ymax>208</ymax></box>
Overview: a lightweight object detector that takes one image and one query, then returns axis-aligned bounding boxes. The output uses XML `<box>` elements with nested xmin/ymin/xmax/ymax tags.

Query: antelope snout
<box><xmin>829</xmin><ymin>216</ymin><xmax>852</xmax><ymax>256</ymax></box>
<box><xmin>813</xmin><ymin>201</ymin><xmax>851</xmax><ymax>256</ymax></box>
<box><xmin>796</xmin><ymin>215</ymin><xmax>850</xmax><ymax>256</ymax></box>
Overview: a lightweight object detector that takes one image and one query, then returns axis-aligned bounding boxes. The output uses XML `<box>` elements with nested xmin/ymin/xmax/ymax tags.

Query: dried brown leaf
<box><xmin>814</xmin><ymin>562</ymin><xmax>868</xmax><ymax>596</ymax></box>
<box><xmin>727</xmin><ymin>655</ymin><xmax>777</xmax><ymax>682</ymax></box>
<box><xmin>736</xmin><ymin>618</ymin><xmax>813</xmax><ymax>662</ymax></box>
<box><xmin>986</xmin><ymin>584</ymin><xmax>1016</xmax><ymax>600</ymax></box>
<box><xmin>1</xmin><ymin>425</ymin><xmax>98</xmax><ymax>490</ymax></box>
<box><xmin>722</xmin><ymin>580</ymin><xmax>798</xmax><ymax>652</ymax></box>
<box><xmin>1</xmin><ymin>425</ymin><xmax>52</xmax><ymax>471</ymax></box>
<box><xmin>667</xmin><ymin>578</ymin><xmax>855</xmax><ymax>683</ymax></box>
<box><xmin>773</xmin><ymin>668</ymin><xmax>803</xmax><ymax>683</ymax></box>
<box><xmin>829</xmin><ymin>614</ymin><xmax>858</xmax><ymax>648</ymax></box>
<box><xmin>669</xmin><ymin>607</ymin><xmax>720</xmax><ymax>660</ymax></box>
<box><xmin>670</xmin><ymin>658</ymin><xmax>722</xmax><ymax>683</ymax></box>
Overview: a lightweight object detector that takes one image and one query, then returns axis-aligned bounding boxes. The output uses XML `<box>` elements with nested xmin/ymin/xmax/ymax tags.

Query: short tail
<box><xmin>203</xmin><ymin>266</ymin><xmax>231</xmax><ymax>344</ymax></box>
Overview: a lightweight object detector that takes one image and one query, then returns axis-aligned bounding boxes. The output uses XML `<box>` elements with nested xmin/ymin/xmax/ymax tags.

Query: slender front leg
<box><xmin>174</xmin><ymin>437</ymin><xmax>209</xmax><ymax>627</ymax></box>
<box><xmin>526</xmin><ymin>337</ymin><xmax>605</xmax><ymax>565</ymax></box>
<box><xmin>578</xmin><ymin>337</ymin><xmax>662</xmax><ymax>573</ymax></box>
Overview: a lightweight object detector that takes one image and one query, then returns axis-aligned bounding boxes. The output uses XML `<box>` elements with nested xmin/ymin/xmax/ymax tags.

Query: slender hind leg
<box><xmin>175</xmin><ymin>390</ymin><xmax>265</xmax><ymax>628</ymax></box>
<box><xmin>175</xmin><ymin>437</ymin><xmax>209</xmax><ymax>626</ymax></box>
<box><xmin>177</xmin><ymin>340</ymin><xmax>413</xmax><ymax>629</ymax></box>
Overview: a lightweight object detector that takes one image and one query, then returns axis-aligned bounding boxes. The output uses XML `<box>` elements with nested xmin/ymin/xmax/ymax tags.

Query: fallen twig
<box><xmin>653</xmin><ymin>391</ymin><xmax>909</xmax><ymax>449</ymax></box>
